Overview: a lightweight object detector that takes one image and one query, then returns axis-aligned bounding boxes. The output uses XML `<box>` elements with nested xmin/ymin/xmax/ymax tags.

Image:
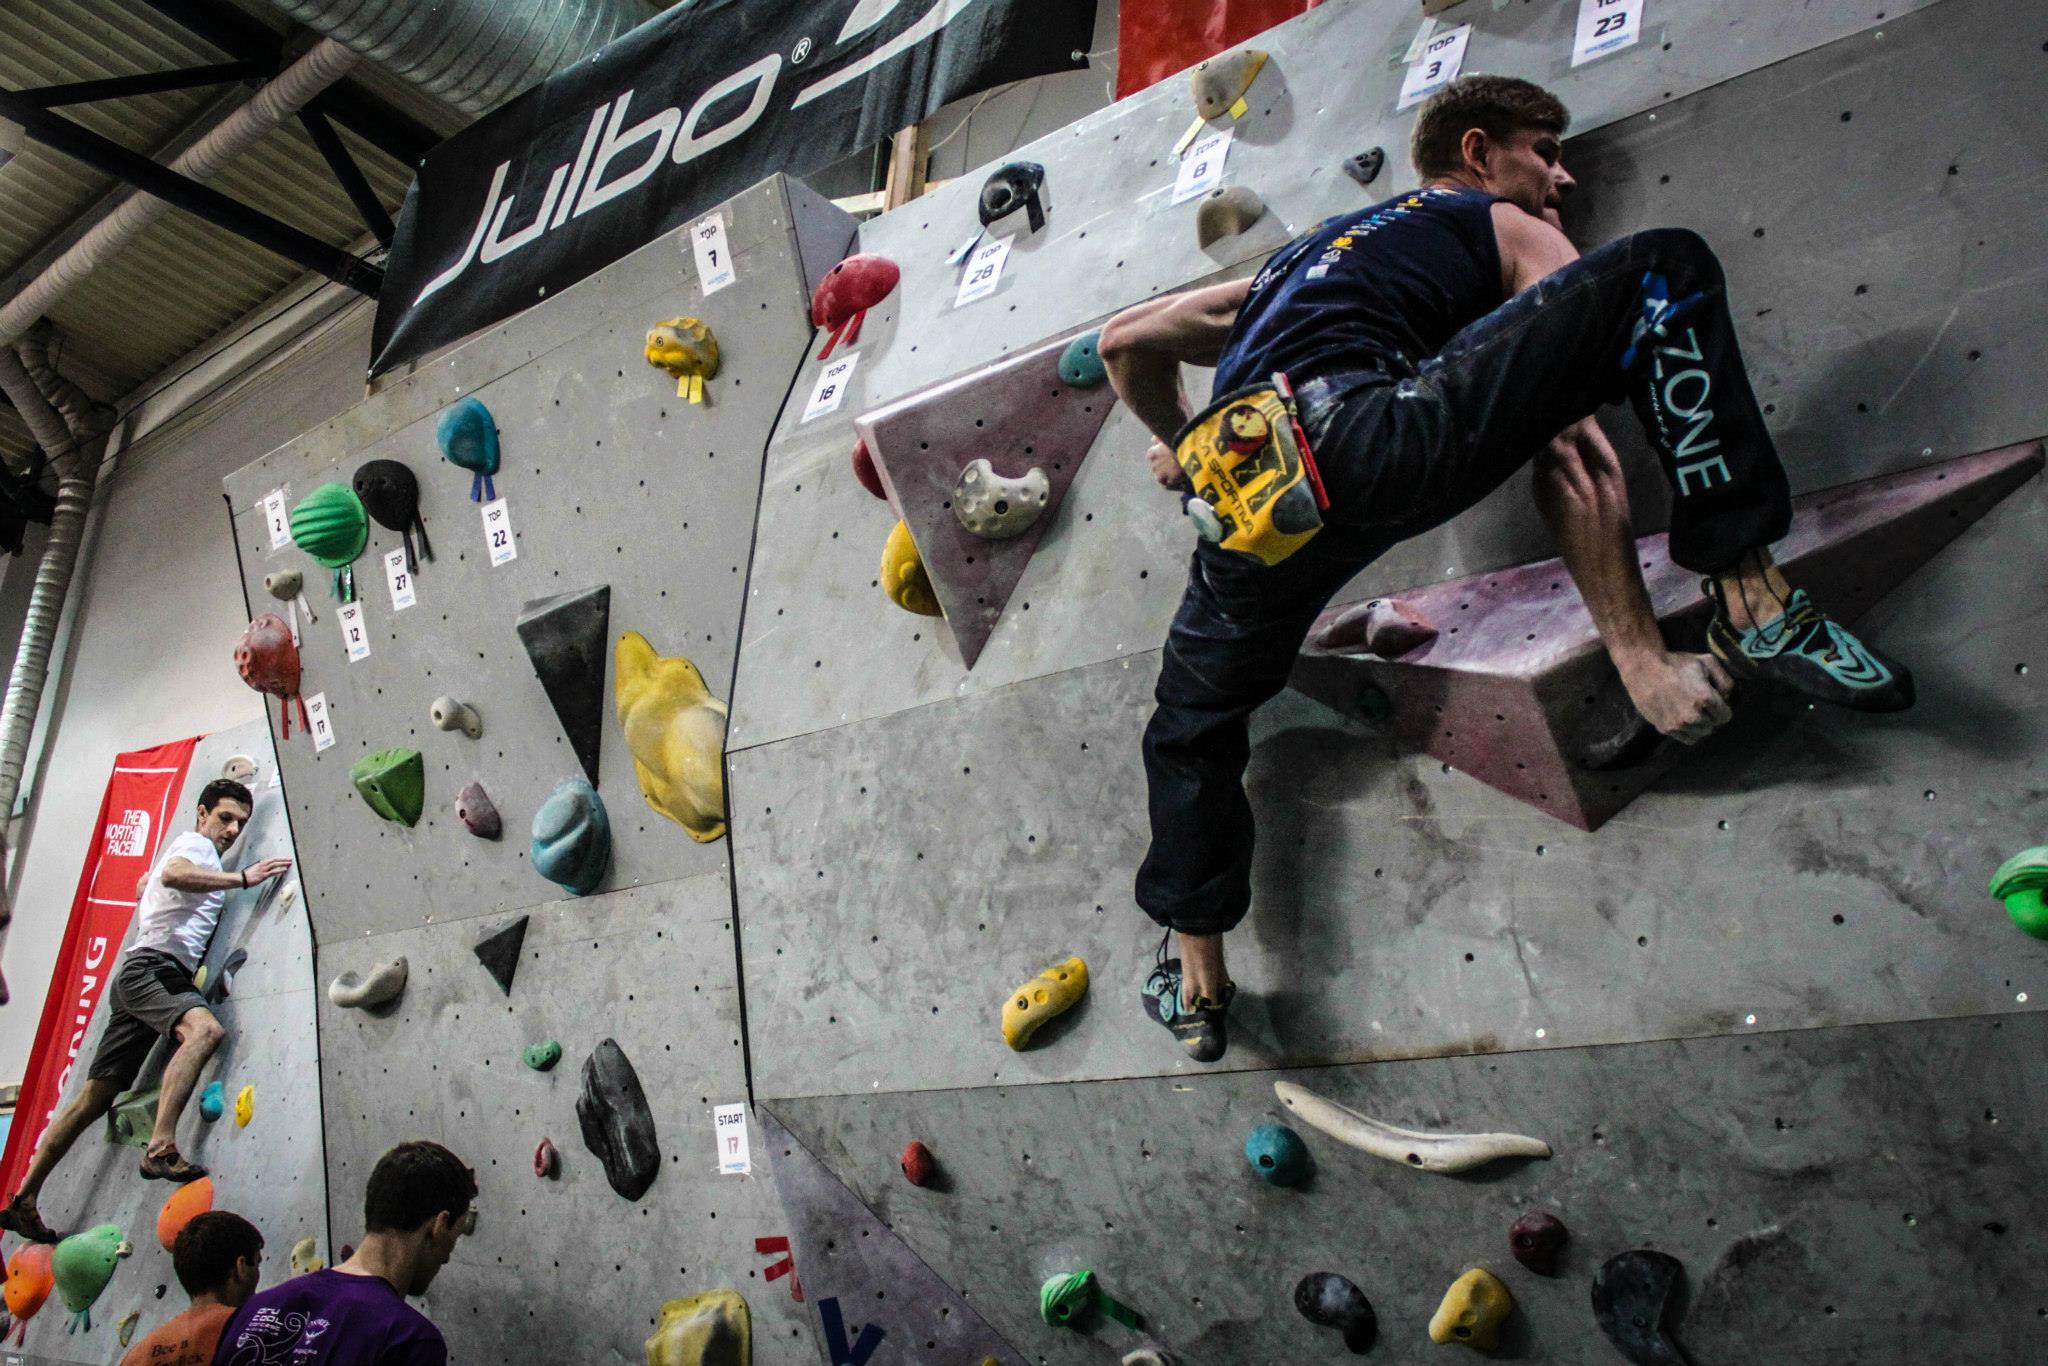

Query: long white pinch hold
<box><xmin>429</xmin><ymin>696</ymin><xmax>483</xmax><ymax>739</ymax></box>
<box><xmin>328</xmin><ymin>957</ymin><xmax>408</xmax><ymax>1009</ymax></box>
<box><xmin>1273</xmin><ymin>1080</ymin><xmax>1551</xmax><ymax>1174</ymax></box>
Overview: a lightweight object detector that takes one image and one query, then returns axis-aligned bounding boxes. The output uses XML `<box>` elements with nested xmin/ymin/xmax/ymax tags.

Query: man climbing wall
<box><xmin>0</xmin><ymin>780</ymin><xmax>290</xmax><ymax>1241</ymax></box>
<box><xmin>1099</xmin><ymin>75</ymin><xmax>1914</xmax><ymax>1063</ymax></box>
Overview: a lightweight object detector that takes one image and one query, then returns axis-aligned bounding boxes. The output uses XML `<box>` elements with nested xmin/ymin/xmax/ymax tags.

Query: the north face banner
<box><xmin>370</xmin><ymin>0</ymin><xmax>1096</xmax><ymax>375</ymax></box>
<box><xmin>0</xmin><ymin>737</ymin><xmax>198</xmax><ymax>1201</ymax></box>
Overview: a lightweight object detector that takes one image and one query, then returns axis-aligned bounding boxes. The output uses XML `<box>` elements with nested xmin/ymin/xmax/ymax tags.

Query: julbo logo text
<box><xmin>415</xmin><ymin>0</ymin><xmax>981</xmax><ymax>305</ymax></box>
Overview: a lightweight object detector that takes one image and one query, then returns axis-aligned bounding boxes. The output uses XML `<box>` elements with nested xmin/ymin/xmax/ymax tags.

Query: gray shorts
<box><xmin>87</xmin><ymin>949</ymin><xmax>208</xmax><ymax>1087</ymax></box>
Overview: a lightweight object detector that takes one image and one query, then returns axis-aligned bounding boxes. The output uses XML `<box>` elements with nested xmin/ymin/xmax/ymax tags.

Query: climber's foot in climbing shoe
<box><xmin>139</xmin><ymin>1150</ymin><xmax>208</xmax><ymax>1183</ymax></box>
<box><xmin>1143</xmin><ymin>958</ymin><xmax>1235</xmax><ymax>1063</ymax></box>
<box><xmin>0</xmin><ymin>1193</ymin><xmax>61</xmax><ymax>1243</ymax></box>
<box><xmin>1707</xmin><ymin>584</ymin><xmax>1914</xmax><ymax>712</ymax></box>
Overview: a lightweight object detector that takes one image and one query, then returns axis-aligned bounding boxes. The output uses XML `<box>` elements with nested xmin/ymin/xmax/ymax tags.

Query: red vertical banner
<box><xmin>1115</xmin><ymin>0</ymin><xmax>1319</xmax><ymax>100</ymax></box>
<box><xmin>0</xmin><ymin>736</ymin><xmax>198</xmax><ymax>1200</ymax></box>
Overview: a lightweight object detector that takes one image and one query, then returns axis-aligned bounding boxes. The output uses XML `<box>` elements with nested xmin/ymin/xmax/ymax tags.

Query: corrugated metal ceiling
<box><xmin>0</xmin><ymin>0</ymin><xmax>471</xmax><ymax>466</ymax></box>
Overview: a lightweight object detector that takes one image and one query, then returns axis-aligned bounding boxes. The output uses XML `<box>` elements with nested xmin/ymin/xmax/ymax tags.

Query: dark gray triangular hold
<box><xmin>759</xmin><ymin>1107</ymin><xmax>1026</xmax><ymax>1365</ymax></box>
<box><xmin>472</xmin><ymin>915</ymin><xmax>529</xmax><ymax>996</ymax></box>
<box><xmin>515</xmin><ymin>584</ymin><xmax>609</xmax><ymax>786</ymax></box>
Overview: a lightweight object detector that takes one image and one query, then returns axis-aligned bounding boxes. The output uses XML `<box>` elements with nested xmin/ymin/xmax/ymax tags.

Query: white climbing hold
<box><xmin>327</xmin><ymin>958</ymin><xmax>408</xmax><ymax>1009</ymax></box>
<box><xmin>429</xmin><ymin>696</ymin><xmax>483</xmax><ymax>739</ymax></box>
<box><xmin>1272</xmin><ymin>1080</ymin><xmax>1551</xmax><ymax>1174</ymax></box>
<box><xmin>952</xmin><ymin>459</ymin><xmax>1050</xmax><ymax>540</ymax></box>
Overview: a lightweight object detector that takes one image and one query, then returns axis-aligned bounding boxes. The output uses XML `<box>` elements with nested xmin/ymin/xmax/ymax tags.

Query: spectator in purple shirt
<box><xmin>214</xmin><ymin>1142</ymin><xmax>476</xmax><ymax>1366</ymax></box>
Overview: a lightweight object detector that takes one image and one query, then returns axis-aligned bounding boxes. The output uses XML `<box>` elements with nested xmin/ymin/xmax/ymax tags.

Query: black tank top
<box><xmin>1212</xmin><ymin>186</ymin><xmax>1506</xmax><ymax>394</ymax></box>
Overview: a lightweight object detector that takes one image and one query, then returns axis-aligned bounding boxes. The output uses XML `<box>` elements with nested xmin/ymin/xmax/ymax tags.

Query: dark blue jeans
<box><xmin>1137</xmin><ymin>228</ymin><xmax>1793</xmax><ymax>935</ymax></box>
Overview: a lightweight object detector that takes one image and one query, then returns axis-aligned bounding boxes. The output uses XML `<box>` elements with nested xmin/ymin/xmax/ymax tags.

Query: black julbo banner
<box><xmin>369</xmin><ymin>0</ymin><xmax>1096</xmax><ymax>374</ymax></box>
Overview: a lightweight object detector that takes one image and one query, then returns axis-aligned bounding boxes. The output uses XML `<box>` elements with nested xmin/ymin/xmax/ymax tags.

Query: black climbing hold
<box><xmin>576</xmin><ymin>1039</ymin><xmax>661</xmax><ymax>1201</ymax></box>
<box><xmin>1343</xmin><ymin>147</ymin><xmax>1386</xmax><ymax>187</ymax></box>
<box><xmin>1592</xmin><ymin>1250</ymin><xmax>1693</xmax><ymax>1366</ymax></box>
<box><xmin>352</xmin><ymin>458</ymin><xmax>434</xmax><ymax>574</ymax></box>
<box><xmin>515</xmin><ymin>585</ymin><xmax>610</xmax><ymax>786</ymax></box>
<box><xmin>1294</xmin><ymin>1271</ymin><xmax>1377</xmax><ymax>1354</ymax></box>
<box><xmin>980</xmin><ymin>160</ymin><xmax>1047</xmax><ymax>234</ymax></box>
<box><xmin>472</xmin><ymin>916</ymin><xmax>529</xmax><ymax>997</ymax></box>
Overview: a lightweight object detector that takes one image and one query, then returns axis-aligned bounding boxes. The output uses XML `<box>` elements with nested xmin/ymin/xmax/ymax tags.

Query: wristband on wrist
<box><xmin>240</xmin><ymin>869</ymin><xmax>248</xmax><ymax>888</ymax></box>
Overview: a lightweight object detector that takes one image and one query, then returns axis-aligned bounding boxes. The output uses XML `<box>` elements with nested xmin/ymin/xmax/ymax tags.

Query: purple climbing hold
<box><xmin>1510</xmin><ymin>1211</ymin><xmax>1569</xmax><ymax>1276</ymax></box>
<box><xmin>456</xmin><ymin>781</ymin><xmax>501</xmax><ymax>839</ymax></box>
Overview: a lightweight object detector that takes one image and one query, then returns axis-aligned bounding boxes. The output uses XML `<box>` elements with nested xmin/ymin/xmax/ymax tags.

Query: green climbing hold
<box><xmin>351</xmin><ymin>748</ymin><xmax>424</xmax><ymax>827</ymax></box>
<box><xmin>104</xmin><ymin>1089</ymin><xmax>161</xmax><ymax>1149</ymax></box>
<box><xmin>1040</xmin><ymin>1269</ymin><xmax>1139</xmax><ymax>1329</ymax></box>
<box><xmin>523</xmin><ymin>1040</ymin><xmax>562</xmax><ymax>1071</ymax></box>
<box><xmin>1058</xmin><ymin>330</ymin><xmax>1107</xmax><ymax>388</ymax></box>
<box><xmin>1989</xmin><ymin>846</ymin><xmax>2048</xmax><ymax>939</ymax></box>
<box><xmin>288</xmin><ymin>483</ymin><xmax>369</xmax><ymax>601</ymax></box>
<box><xmin>1245</xmin><ymin>1122</ymin><xmax>1309</xmax><ymax>1186</ymax></box>
<box><xmin>52</xmin><ymin>1223</ymin><xmax>130</xmax><ymax>1332</ymax></box>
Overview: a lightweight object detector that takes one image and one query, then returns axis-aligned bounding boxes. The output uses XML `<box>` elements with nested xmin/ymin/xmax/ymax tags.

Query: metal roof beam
<box><xmin>134</xmin><ymin>0</ymin><xmax>441</xmax><ymax>165</ymax></box>
<box><xmin>298</xmin><ymin>98</ymin><xmax>393</xmax><ymax>247</ymax></box>
<box><xmin>0</xmin><ymin>88</ymin><xmax>382</xmax><ymax>296</ymax></box>
<box><xmin>19</xmin><ymin>61</ymin><xmax>268</xmax><ymax>108</ymax></box>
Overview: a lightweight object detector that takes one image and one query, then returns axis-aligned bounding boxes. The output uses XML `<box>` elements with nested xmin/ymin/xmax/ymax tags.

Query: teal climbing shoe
<box><xmin>1142</xmin><ymin>935</ymin><xmax>1234</xmax><ymax>1063</ymax></box>
<box><xmin>1706</xmin><ymin>583</ymin><xmax>1913</xmax><ymax>712</ymax></box>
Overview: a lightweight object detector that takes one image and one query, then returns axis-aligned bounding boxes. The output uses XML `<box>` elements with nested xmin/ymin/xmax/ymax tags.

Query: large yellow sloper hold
<box><xmin>644</xmin><ymin>317</ymin><xmax>721</xmax><ymax>404</ymax></box>
<box><xmin>1002</xmin><ymin>958</ymin><xmax>1089</xmax><ymax>1049</ymax></box>
<box><xmin>1429</xmin><ymin>1268</ymin><xmax>1513</xmax><ymax>1352</ymax></box>
<box><xmin>880</xmin><ymin>520</ymin><xmax>942</xmax><ymax>617</ymax></box>
<box><xmin>615</xmin><ymin>632</ymin><xmax>729</xmax><ymax>842</ymax></box>
<box><xmin>645</xmin><ymin>1288</ymin><xmax>750</xmax><ymax>1366</ymax></box>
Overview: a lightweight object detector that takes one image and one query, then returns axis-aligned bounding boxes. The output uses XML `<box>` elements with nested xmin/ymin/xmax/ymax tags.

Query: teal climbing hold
<box><xmin>437</xmin><ymin>396</ymin><xmax>500</xmax><ymax>502</ymax></box>
<box><xmin>523</xmin><ymin>1040</ymin><xmax>562</xmax><ymax>1071</ymax></box>
<box><xmin>198</xmin><ymin>1080</ymin><xmax>224</xmax><ymax>1122</ymax></box>
<box><xmin>1058</xmin><ymin>330</ymin><xmax>1107</xmax><ymax>388</ymax></box>
<box><xmin>1245</xmin><ymin>1122</ymin><xmax>1309</xmax><ymax>1186</ymax></box>
<box><xmin>1989</xmin><ymin>846</ymin><xmax>2048</xmax><ymax>939</ymax></box>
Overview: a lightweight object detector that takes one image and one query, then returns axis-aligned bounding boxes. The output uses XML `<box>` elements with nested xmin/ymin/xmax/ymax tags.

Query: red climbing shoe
<box><xmin>139</xmin><ymin>1150</ymin><xmax>209</xmax><ymax>1183</ymax></box>
<box><xmin>0</xmin><ymin>1193</ymin><xmax>62</xmax><ymax>1244</ymax></box>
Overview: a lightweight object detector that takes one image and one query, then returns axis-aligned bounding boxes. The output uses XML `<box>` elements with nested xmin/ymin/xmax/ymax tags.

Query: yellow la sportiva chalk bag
<box><xmin>1172</xmin><ymin>373</ymin><xmax>1330</xmax><ymax>567</ymax></box>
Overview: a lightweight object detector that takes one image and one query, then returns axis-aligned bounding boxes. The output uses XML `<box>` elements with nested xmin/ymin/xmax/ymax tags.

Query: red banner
<box><xmin>1115</xmin><ymin>0</ymin><xmax>1320</xmax><ymax>100</ymax></box>
<box><xmin>0</xmin><ymin>737</ymin><xmax>198</xmax><ymax>1202</ymax></box>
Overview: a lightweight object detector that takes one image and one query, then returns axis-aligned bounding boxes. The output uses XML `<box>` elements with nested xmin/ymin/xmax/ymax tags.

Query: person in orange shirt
<box><xmin>120</xmin><ymin>1211</ymin><xmax>262</xmax><ymax>1366</ymax></box>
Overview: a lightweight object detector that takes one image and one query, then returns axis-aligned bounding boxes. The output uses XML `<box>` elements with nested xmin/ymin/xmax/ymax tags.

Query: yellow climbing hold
<box><xmin>1001</xmin><ymin>957</ymin><xmax>1088</xmax><ymax>1049</ymax></box>
<box><xmin>645</xmin><ymin>1288</ymin><xmax>750</xmax><ymax>1366</ymax></box>
<box><xmin>645</xmin><ymin>317</ymin><xmax>721</xmax><ymax>404</ymax></box>
<box><xmin>880</xmin><ymin>520</ymin><xmax>942</xmax><ymax>617</ymax></box>
<box><xmin>234</xmin><ymin>1084</ymin><xmax>255</xmax><ymax>1128</ymax></box>
<box><xmin>1429</xmin><ymin>1267</ymin><xmax>1513</xmax><ymax>1352</ymax></box>
<box><xmin>615</xmin><ymin>631</ymin><xmax>728</xmax><ymax>842</ymax></box>
<box><xmin>118</xmin><ymin>1308</ymin><xmax>141</xmax><ymax>1345</ymax></box>
<box><xmin>290</xmin><ymin>1236</ymin><xmax>325</xmax><ymax>1274</ymax></box>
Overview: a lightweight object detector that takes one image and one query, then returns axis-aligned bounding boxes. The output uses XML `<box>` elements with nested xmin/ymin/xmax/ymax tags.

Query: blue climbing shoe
<box><xmin>1142</xmin><ymin>936</ymin><xmax>1234</xmax><ymax>1063</ymax></box>
<box><xmin>1706</xmin><ymin>582</ymin><xmax>1913</xmax><ymax>712</ymax></box>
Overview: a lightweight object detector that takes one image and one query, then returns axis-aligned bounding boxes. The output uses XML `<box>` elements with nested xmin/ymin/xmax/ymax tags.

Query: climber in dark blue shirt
<box><xmin>1100</xmin><ymin>75</ymin><xmax>1912</xmax><ymax>1063</ymax></box>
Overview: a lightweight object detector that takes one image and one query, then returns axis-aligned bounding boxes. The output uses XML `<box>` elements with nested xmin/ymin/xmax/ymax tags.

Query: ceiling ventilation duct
<box><xmin>261</xmin><ymin>0</ymin><xmax>658</xmax><ymax>117</ymax></box>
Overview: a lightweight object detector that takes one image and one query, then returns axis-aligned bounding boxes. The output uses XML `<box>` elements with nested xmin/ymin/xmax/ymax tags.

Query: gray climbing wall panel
<box><xmin>315</xmin><ymin>875</ymin><xmax>811</xmax><ymax>1365</ymax></box>
<box><xmin>766</xmin><ymin>1009</ymin><xmax>2048</xmax><ymax>1364</ymax></box>
<box><xmin>727</xmin><ymin>3</ymin><xmax>2047</xmax><ymax>1361</ymax></box>
<box><xmin>728</xmin><ymin>0</ymin><xmax>1950</xmax><ymax>750</ymax></box>
<box><xmin>223</xmin><ymin>175</ymin><xmax>848</xmax><ymax>945</ymax></box>
<box><xmin>222</xmin><ymin>177</ymin><xmax>845</xmax><ymax>1365</ymax></box>
<box><xmin>10</xmin><ymin>722</ymin><xmax>323</xmax><ymax>1366</ymax></box>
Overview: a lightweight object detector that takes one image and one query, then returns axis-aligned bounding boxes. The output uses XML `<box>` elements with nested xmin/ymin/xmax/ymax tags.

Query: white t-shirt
<box><xmin>131</xmin><ymin>830</ymin><xmax>228</xmax><ymax>972</ymax></box>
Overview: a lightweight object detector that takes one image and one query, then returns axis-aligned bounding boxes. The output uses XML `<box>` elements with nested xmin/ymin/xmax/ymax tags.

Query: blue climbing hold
<box><xmin>436</xmin><ymin>396</ymin><xmax>500</xmax><ymax>503</ymax></box>
<box><xmin>198</xmin><ymin>1080</ymin><xmax>224</xmax><ymax>1123</ymax></box>
<box><xmin>531</xmin><ymin>778</ymin><xmax>610</xmax><ymax>896</ymax></box>
<box><xmin>1245</xmin><ymin>1122</ymin><xmax>1309</xmax><ymax>1186</ymax></box>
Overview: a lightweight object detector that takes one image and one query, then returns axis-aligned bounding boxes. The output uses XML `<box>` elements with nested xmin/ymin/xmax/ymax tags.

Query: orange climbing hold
<box><xmin>156</xmin><ymin>1177</ymin><xmax>215</xmax><ymax>1252</ymax></box>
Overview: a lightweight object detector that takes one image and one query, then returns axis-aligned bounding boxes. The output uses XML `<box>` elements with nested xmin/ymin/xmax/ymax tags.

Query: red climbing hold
<box><xmin>534</xmin><ymin>1138</ymin><xmax>559</xmax><ymax>1180</ymax></box>
<box><xmin>235</xmin><ymin>614</ymin><xmax>309</xmax><ymax>738</ymax></box>
<box><xmin>900</xmin><ymin>1141</ymin><xmax>936</xmax><ymax>1188</ymax></box>
<box><xmin>812</xmin><ymin>254</ymin><xmax>899</xmax><ymax>361</ymax></box>
<box><xmin>852</xmin><ymin>437</ymin><xmax>887</xmax><ymax>501</ymax></box>
<box><xmin>1509</xmin><ymin>1211</ymin><xmax>1568</xmax><ymax>1275</ymax></box>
